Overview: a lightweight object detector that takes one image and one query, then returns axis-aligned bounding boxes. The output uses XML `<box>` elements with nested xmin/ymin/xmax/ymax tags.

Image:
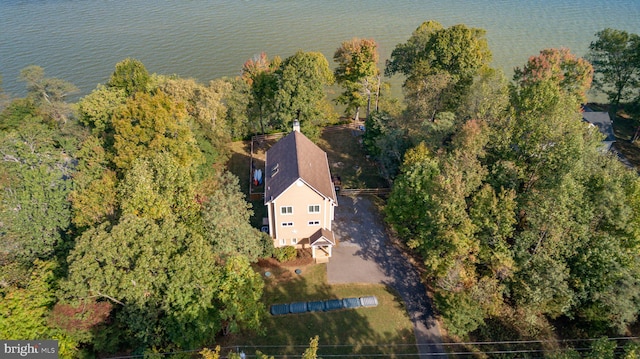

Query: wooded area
<box><xmin>1</xmin><ymin>21</ymin><xmax>640</xmax><ymax>358</ymax></box>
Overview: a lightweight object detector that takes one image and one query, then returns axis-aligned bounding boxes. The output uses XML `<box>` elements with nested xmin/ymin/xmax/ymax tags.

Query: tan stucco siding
<box><xmin>269</xmin><ymin>180</ymin><xmax>332</xmax><ymax>247</ymax></box>
<box><xmin>267</xmin><ymin>202</ymin><xmax>278</xmax><ymax>248</ymax></box>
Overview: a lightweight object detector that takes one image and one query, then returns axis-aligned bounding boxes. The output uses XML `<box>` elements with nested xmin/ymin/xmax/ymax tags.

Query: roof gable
<box><xmin>583</xmin><ymin>111</ymin><xmax>616</xmax><ymax>142</ymax></box>
<box><xmin>309</xmin><ymin>228</ymin><xmax>335</xmax><ymax>246</ymax></box>
<box><xmin>265</xmin><ymin>131</ymin><xmax>337</xmax><ymax>203</ymax></box>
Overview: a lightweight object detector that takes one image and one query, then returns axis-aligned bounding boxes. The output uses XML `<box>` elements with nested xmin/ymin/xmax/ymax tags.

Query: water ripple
<box><xmin>1</xmin><ymin>0</ymin><xmax>638</xmax><ymax>98</ymax></box>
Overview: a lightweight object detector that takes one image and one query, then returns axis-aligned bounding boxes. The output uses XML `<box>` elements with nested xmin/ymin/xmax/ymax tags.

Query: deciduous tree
<box><xmin>118</xmin><ymin>153</ymin><xmax>200</xmax><ymax>224</ymax></box>
<box><xmin>0</xmin><ymin>121</ymin><xmax>72</xmax><ymax>263</ymax></box>
<box><xmin>0</xmin><ymin>98</ymin><xmax>41</xmax><ymax>131</ymax></box>
<box><xmin>459</xmin><ymin>67</ymin><xmax>509</xmax><ymax>121</ymax></box>
<box><xmin>223</xmin><ymin>77</ymin><xmax>252</xmax><ymax>139</ymax></box>
<box><xmin>0</xmin><ymin>260</ymin><xmax>56</xmax><ymax>339</ymax></box>
<box><xmin>107</xmin><ymin>58</ymin><xmax>151</xmax><ymax>96</ymax></box>
<box><xmin>76</xmin><ymin>84</ymin><xmax>126</xmax><ymax>136</ymax></box>
<box><xmin>385</xmin><ymin>20</ymin><xmax>444</xmax><ymax>78</ymax></box>
<box><xmin>63</xmin><ymin>214</ymin><xmax>265</xmax><ymax>350</ymax></box>
<box><xmin>514</xmin><ymin>48</ymin><xmax>593</xmax><ymax>104</ymax></box>
<box><xmin>19</xmin><ymin>65</ymin><xmax>78</xmax><ymax>126</ymax></box>
<box><xmin>200</xmin><ymin>171</ymin><xmax>271</xmax><ymax>261</ymax></box>
<box><xmin>275</xmin><ymin>51</ymin><xmax>335</xmax><ymax>135</ymax></box>
<box><xmin>363</xmin><ymin>111</ymin><xmax>408</xmax><ymax>180</ymax></box>
<box><xmin>112</xmin><ymin>91</ymin><xmax>202</xmax><ymax>170</ymax></box>
<box><xmin>386</xmin><ymin>45</ymin><xmax>640</xmax><ymax>338</ymax></box>
<box><xmin>333</xmin><ymin>38</ymin><xmax>380</xmax><ymax>120</ymax></box>
<box><xmin>386</xmin><ymin>21</ymin><xmax>492</xmax><ymax>117</ymax></box>
<box><xmin>158</xmin><ymin>76</ymin><xmax>232</xmax><ymax>176</ymax></box>
<box><xmin>588</xmin><ymin>28</ymin><xmax>640</xmax><ymax>107</ymax></box>
<box><xmin>242</xmin><ymin>52</ymin><xmax>280</xmax><ymax>135</ymax></box>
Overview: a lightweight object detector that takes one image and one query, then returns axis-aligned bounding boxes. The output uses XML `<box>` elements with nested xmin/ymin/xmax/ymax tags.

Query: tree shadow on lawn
<box><xmin>318</xmin><ymin>126</ymin><xmax>388</xmax><ymax>189</ymax></box>
<box><xmin>333</xmin><ymin>196</ymin><xmax>441</xmax><ymax>338</ymax></box>
<box><xmin>227</xmin><ymin>141</ymin><xmax>252</xmax><ymax>195</ymax></box>
<box><xmin>220</xmin><ymin>265</ymin><xmax>417</xmax><ymax>358</ymax></box>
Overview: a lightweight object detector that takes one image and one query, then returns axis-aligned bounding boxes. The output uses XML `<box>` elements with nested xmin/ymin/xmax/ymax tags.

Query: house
<box><xmin>582</xmin><ymin>111</ymin><xmax>616</xmax><ymax>151</ymax></box>
<box><xmin>264</xmin><ymin>121</ymin><xmax>338</xmax><ymax>263</ymax></box>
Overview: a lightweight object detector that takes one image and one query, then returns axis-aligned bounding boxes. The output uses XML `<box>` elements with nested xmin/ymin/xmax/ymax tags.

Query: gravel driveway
<box><xmin>328</xmin><ymin>195</ymin><xmax>446</xmax><ymax>358</ymax></box>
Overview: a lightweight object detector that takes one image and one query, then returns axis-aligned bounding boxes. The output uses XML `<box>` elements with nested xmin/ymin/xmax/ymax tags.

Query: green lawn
<box><xmin>317</xmin><ymin>126</ymin><xmax>389</xmax><ymax>189</ymax></box>
<box><xmin>227</xmin><ymin>140</ymin><xmax>268</xmax><ymax>227</ymax></box>
<box><xmin>228</xmin><ymin>140</ymin><xmax>253</xmax><ymax>196</ymax></box>
<box><xmin>589</xmin><ymin>103</ymin><xmax>640</xmax><ymax>171</ymax></box>
<box><xmin>223</xmin><ymin>130</ymin><xmax>412</xmax><ymax>358</ymax></box>
<box><xmin>218</xmin><ymin>264</ymin><xmax>417</xmax><ymax>358</ymax></box>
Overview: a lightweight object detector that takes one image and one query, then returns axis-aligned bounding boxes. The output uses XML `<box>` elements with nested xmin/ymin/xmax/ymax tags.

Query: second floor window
<box><xmin>308</xmin><ymin>205</ymin><xmax>320</xmax><ymax>213</ymax></box>
<box><xmin>281</xmin><ymin>206</ymin><xmax>293</xmax><ymax>215</ymax></box>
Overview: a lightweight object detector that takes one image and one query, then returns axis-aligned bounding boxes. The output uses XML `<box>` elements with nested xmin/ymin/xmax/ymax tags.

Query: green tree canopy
<box><xmin>112</xmin><ymin>91</ymin><xmax>202</xmax><ymax>171</ymax></box>
<box><xmin>223</xmin><ymin>76</ymin><xmax>252</xmax><ymax>139</ymax></box>
<box><xmin>1</xmin><ymin>59</ymin><xmax>269</xmax><ymax>356</ymax></box>
<box><xmin>333</xmin><ymin>38</ymin><xmax>380</xmax><ymax>120</ymax></box>
<box><xmin>241</xmin><ymin>52</ymin><xmax>280</xmax><ymax>135</ymax></box>
<box><xmin>275</xmin><ymin>50</ymin><xmax>335</xmax><ymax>135</ymax></box>
<box><xmin>385</xmin><ymin>45</ymin><xmax>640</xmax><ymax>338</ymax></box>
<box><xmin>76</xmin><ymin>84</ymin><xmax>126</xmax><ymax>136</ymax></box>
<box><xmin>0</xmin><ymin>121</ymin><xmax>72</xmax><ymax>264</ymax></box>
<box><xmin>62</xmin><ymin>215</ymin><xmax>264</xmax><ymax>349</ymax></box>
<box><xmin>386</xmin><ymin>20</ymin><xmax>491</xmax><ymax>82</ymax></box>
<box><xmin>63</xmin><ymin>65</ymin><xmax>269</xmax><ymax>353</ymax></box>
<box><xmin>118</xmin><ymin>153</ymin><xmax>200</xmax><ymax>224</ymax></box>
<box><xmin>158</xmin><ymin>76</ymin><xmax>232</xmax><ymax>176</ymax></box>
<box><xmin>200</xmin><ymin>171</ymin><xmax>271</xmax><ymax>261</ymax></box>
<box><xmin>588</xmin><ymin>28</ymin><xmax>640</xmax><ymax>106</ymax></box>
<box><xmin>385</xmin><ymin>20</ymin><xmax>444</xmax><ymax>77</ymax></box>
<box><xmin>107</xmin><ymin>58</ymin><xmax>151</xmax><ymax>96</ymax></box>
<box><xmin>386</xmin><ymin>21</ymin><xmax>492</xmax><ymax>122</ymax></box>
<box><xmin>0</xmin><ymin>260</ymin><xmax>56</xmax><ymax>339</ymax></box>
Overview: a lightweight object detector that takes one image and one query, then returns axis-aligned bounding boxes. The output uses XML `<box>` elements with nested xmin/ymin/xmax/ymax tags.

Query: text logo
<box><xmin>1</xmin><ymin>341</ymin><xmax>58</xmax><ymax>359</ymax></box>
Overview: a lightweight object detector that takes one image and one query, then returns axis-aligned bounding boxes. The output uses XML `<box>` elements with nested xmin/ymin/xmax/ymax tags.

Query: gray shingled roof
<box><xmin>264</xmin><ymin>131</ymin><xmax>337</xmax><ymax>203</ymax></box>
<box><xmin>309</xmin><ymin>228</ymin><xmax>336</xmax><ymax>246</ymax></box>
<box><xmin>583</xmin><ymin>111</ymin><xmax>616</xmax><ymax>142</ymax></box>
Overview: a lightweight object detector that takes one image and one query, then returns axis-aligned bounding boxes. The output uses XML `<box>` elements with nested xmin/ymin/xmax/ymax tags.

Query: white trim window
<box><xmin>282</xmin><ymin>222</ymin><xmax>294</xmax><ymax>227</ymax></box>
<box><xmin>292</xmin><ymin>238</ymin><xmax>298</xmax><ymax>244</ymax></box>
<box><xmin>281</xmin><ymin>206</ymin><xmax>293</xmax><ymax>215</ymax></box>
<box><xmin>280</xmin><ymin>238</ymin><xmax>286</xmax><ymax>246</ymax></box>
<box><xmin>308</xmin><ymin>204</ymin><xmax>320</xmax><ymax>214</ymax></box>
<box><xmin>308</xmin><ymin>220</ymin><xmax>320</xmax><ymax>226</ymax></box>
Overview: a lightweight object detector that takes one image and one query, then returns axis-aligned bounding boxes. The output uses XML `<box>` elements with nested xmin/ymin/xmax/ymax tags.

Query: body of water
<box><xmin>1</xmin><ymin>0</ymin><xmax>639</xmax><ymax>100</ymax></box>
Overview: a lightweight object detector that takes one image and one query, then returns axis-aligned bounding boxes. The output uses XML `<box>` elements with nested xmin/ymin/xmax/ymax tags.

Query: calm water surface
<box><xmin>1</xmin><ymin>0</ymin><xmax>639</xmax><ymax>99</ymax></box>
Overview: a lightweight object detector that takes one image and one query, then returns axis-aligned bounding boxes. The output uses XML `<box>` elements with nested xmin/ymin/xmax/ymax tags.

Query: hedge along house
<box><xmin>264</xmin><ymin>120</ymin><xmax>338</xmax><ymax>263</ymax></box>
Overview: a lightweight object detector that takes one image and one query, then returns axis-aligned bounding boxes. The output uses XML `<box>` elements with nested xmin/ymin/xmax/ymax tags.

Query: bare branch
<box><xmin>92</xmin><ymin>291</ymin><xmax>125</xmax><ymax>306</ymax></box>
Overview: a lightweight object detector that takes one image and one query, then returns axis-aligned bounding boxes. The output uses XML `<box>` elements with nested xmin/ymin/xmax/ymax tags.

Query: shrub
<box><xmin>273</xmin><ymin>246</ymin><xmax>297</xmax><ymax>262</ymax></box>
<box><xmin>259</xmin><ymin>233</ymin><xmax>275</xmax><ymax>259</ymax></box>
<box><xmin>435</xmin><ymin>290</ymin><xmax>485</xmax><ymax>338</ymax></box>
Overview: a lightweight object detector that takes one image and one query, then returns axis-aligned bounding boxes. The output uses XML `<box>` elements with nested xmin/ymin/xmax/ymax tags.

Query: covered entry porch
<box><xmin>309</xmin><ymin>228</ymin><xmax>335</xmax><ymax>263</ymax></box>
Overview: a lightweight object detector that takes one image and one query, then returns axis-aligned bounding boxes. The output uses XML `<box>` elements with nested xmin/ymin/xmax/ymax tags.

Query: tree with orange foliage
<box><xmin>513</xmin><ymin>48</ymin><xmax>593</xmax><ymax>104</ymax></box>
